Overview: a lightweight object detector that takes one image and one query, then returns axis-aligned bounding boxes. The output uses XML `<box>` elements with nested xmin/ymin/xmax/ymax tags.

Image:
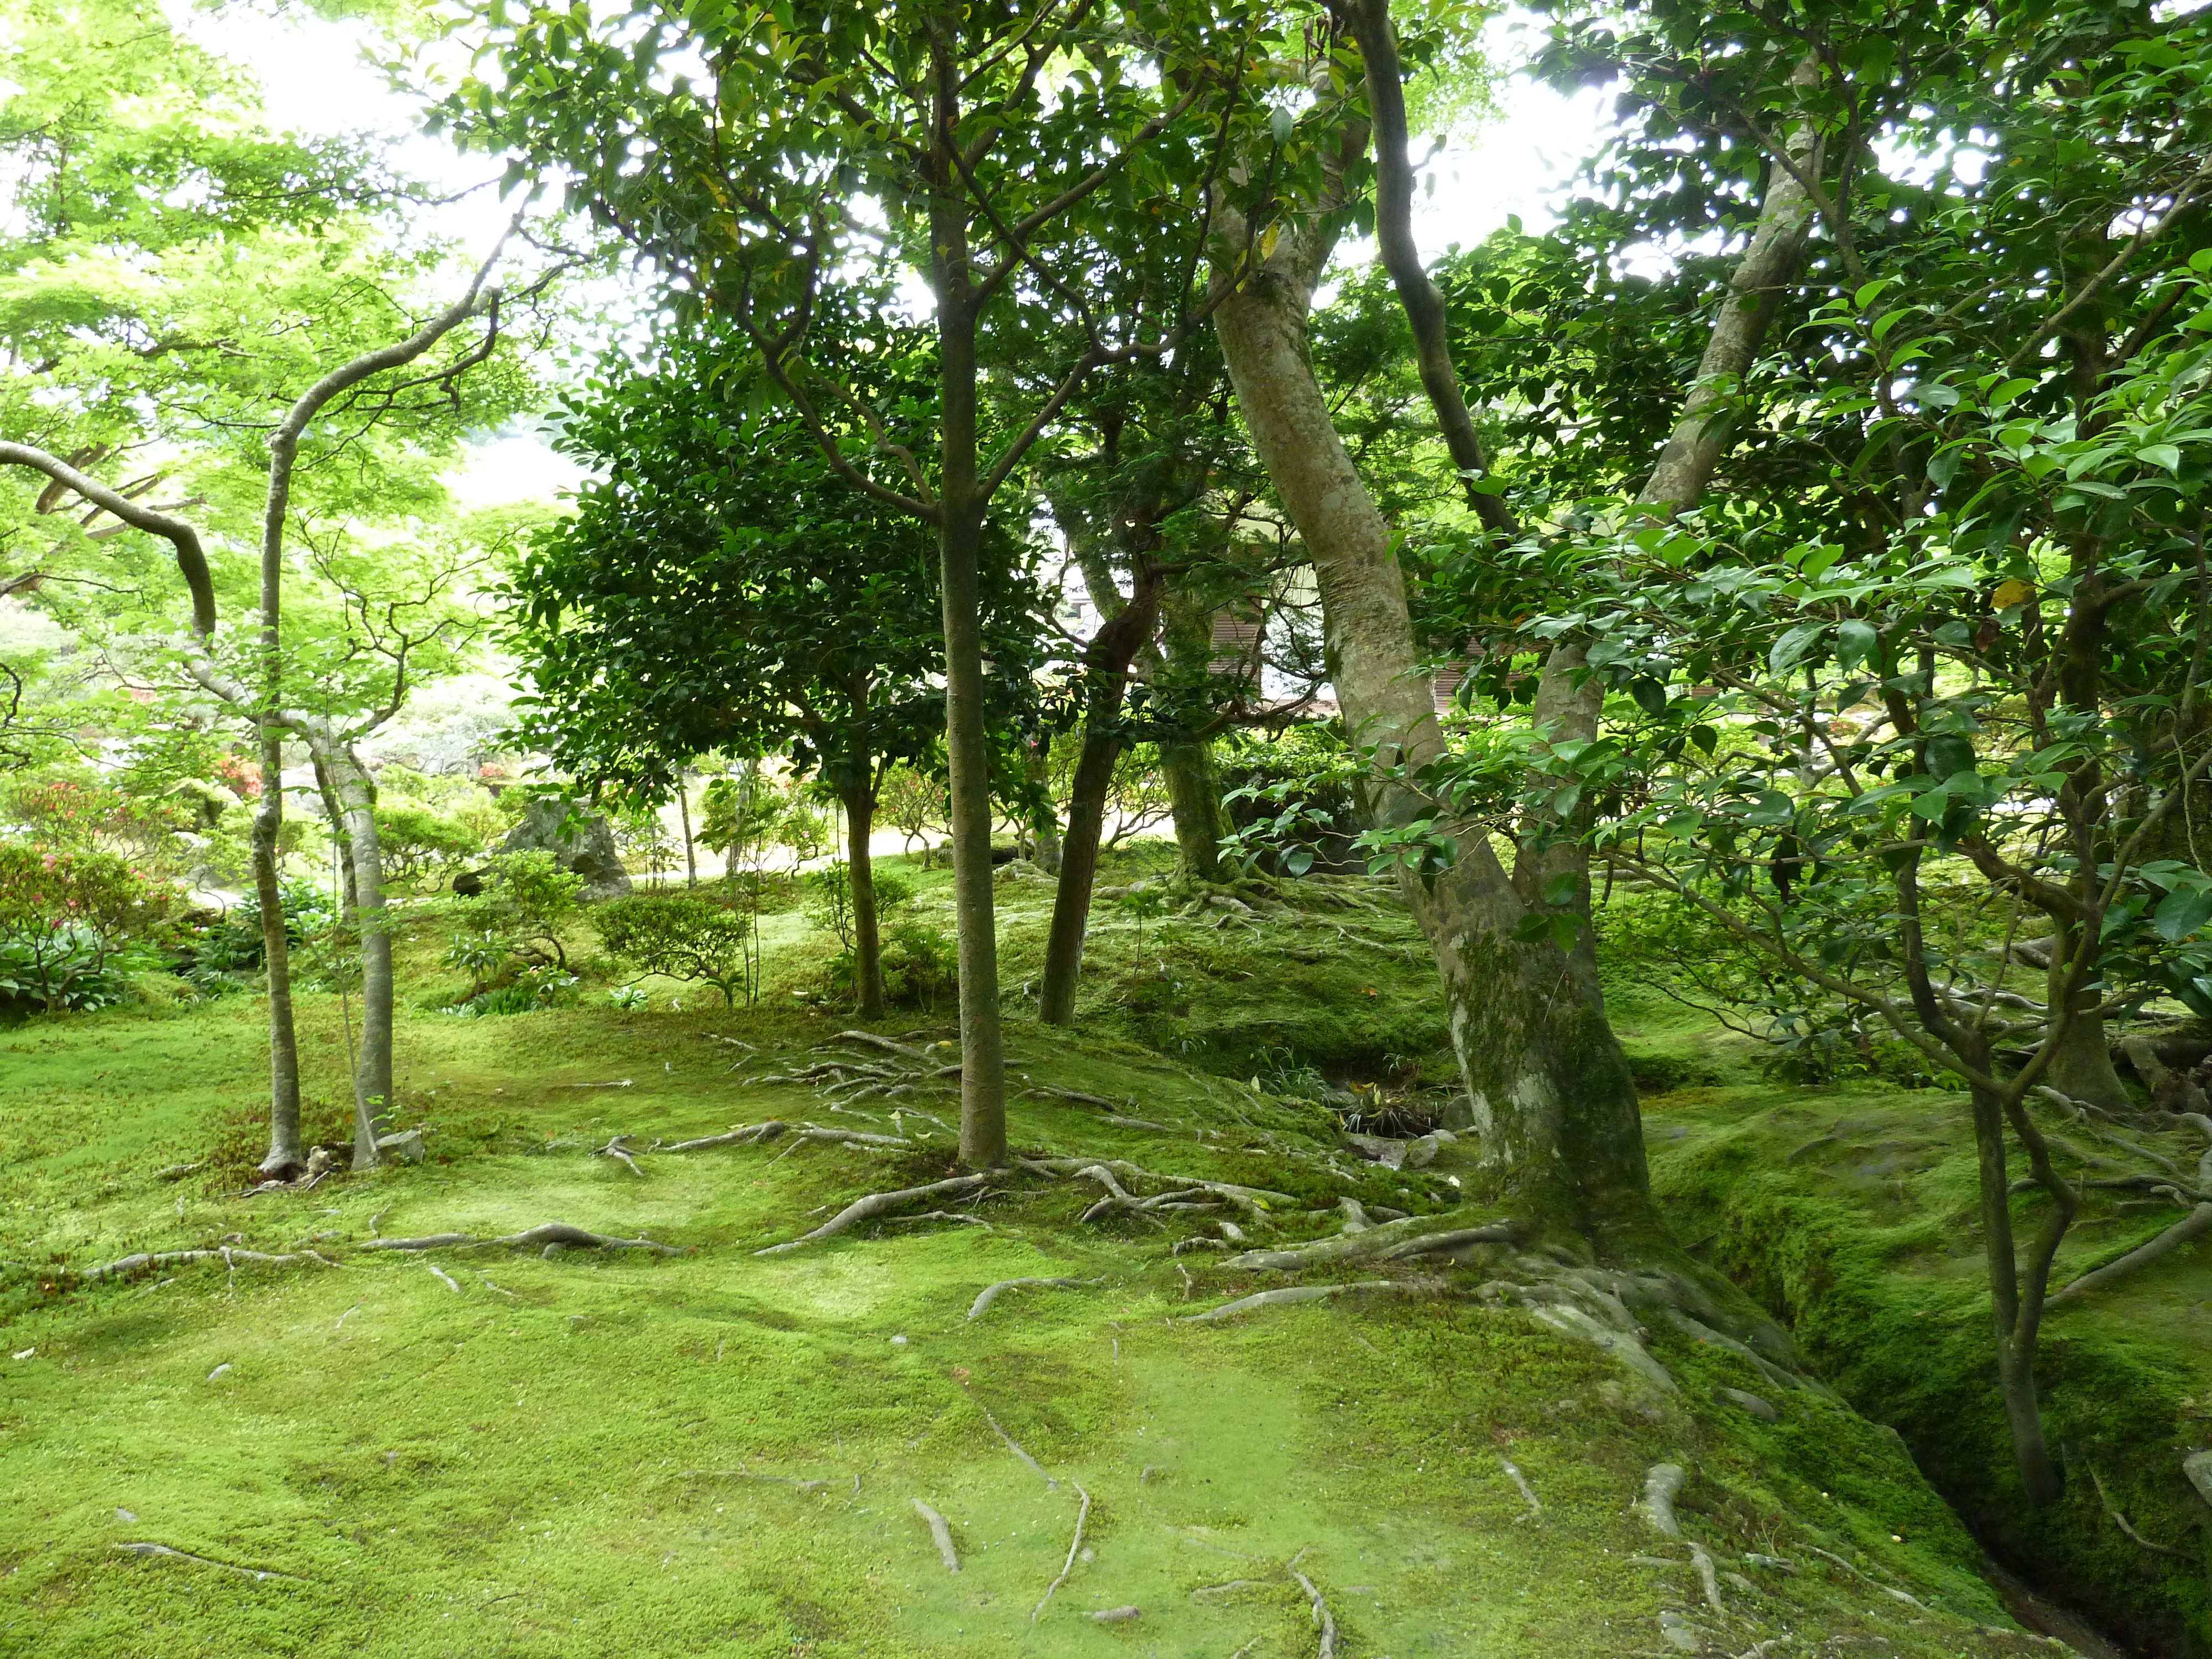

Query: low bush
<box><xmin>591</xmin><ymin>893</ymin><xmax>752</xmax><ymax>1007</ymax></box>
<box><xmin>0</xmin><ymin>842</ymin><xmax>178</xmax><ymax>1012</ymax></box>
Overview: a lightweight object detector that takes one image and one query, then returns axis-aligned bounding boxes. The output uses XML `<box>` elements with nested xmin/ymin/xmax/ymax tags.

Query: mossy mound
<box><xmin>1644</xmin><ymin>1079</ymin><xmax>2212</xmax><ymax>1657</ymax></box>
<box><xmin>1</xmin><ymin>981</ymin><xmax>2060</xmax><ymax>1656</ymax></box>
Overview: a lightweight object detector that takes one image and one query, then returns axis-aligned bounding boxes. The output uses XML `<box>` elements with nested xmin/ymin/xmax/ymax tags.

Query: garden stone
<box><xmin>374</xmin><ymin>1129</ymin><xmax>425</xmax><ymax>1164</ymax></box>
<box><xmin>500</xmin><ymin>799</ymin><xmax>631</xmax><ymax>899</ymax></box>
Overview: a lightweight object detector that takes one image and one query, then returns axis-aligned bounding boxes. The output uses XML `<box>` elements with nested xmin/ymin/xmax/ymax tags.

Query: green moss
<box><xmin>0</xmin><ymin>855</ymin><xmax>2085</xmax><ymax>1655</ymax></box>
<box><xmin>1646</xmin><ymin>1081</ymin><xmax>2212</xmax><ymax>1656</ymax></box>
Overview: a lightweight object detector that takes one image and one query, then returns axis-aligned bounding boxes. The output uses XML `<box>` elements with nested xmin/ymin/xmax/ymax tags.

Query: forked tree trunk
<box><xmin>250</xmin><ymin>723</ymin><xmax>304</xmax><ymax>1178</ymax></box>
<box><xmin>1039</xmin><ymin>571</ymin><xmax>1162</xmax><ymax>1026</ymax></box>
<box><xmin>841</xmin><ymin>784</ymin><xmax>888</xmax><ymax>1018</ymax></box>
<box><xmin>320</xmin><ymin>741</ymin><xmax>392</xmax><ymax>1170</ymax></box>
<box><xmin>1968</xmin><ymin>1081</ymin><xmax>2064</xmax><ymax>1503</ymax></box>
<box><xmin>1209</xmin><ymin>209</ymin><xmax>1654</xmax><ymax>1240</ymax></box>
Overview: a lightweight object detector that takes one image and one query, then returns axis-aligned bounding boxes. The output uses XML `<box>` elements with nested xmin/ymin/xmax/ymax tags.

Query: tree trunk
<box><xmin>312</xmin><ymin>754</ymin><xmax>358</xmax><ymax>917</ymax></box>
<box><xmin>250</xmin><ymin>724</ymin><xmax>305</xmax><ymax>1178</ymax></box>
<box><xmin>321</xmin><ymin>742</ymin><xmax>391</xmax><ymax>1170</ymax></box>
<box><xmin>1039</xmin><ymin>572</ymin><xmax>1162</xmax><ymax>1026</ymax></box>
<box><xmin>2042</xmin><ymin>923</ymin><xmax>2131</xmax><ymax>1112</ymax></box>
<box><xmin>1969</xmin><ymin>1082</ymin><xmax>2064</xmax><ymax>1503</ymax></box>
<box><xmin>1208</xmin><ymin>207</ymin><xmax>1655</xmax><ymax>1240</ymax></box>
<box><xmin>842</xmin><ymin>784</ymin><xmax>888</xmax><ymax>1018</ymax></box>
<box><xmin>928</xmin><ymin>15</ymin><xmax>1006</xmax><ymax>1166</ymax></box>
<box><xmin>1025</xmin><ymin>740</ymin><xmax>1062</xmax><ymax>874</ymax></box>
<box><xmin>678</xmin><ymin>779</ymin><xmax>696</xmax><ymax>889</ymax></box>
<box><xmin>1160</xmin><ymin>738</ymin><xmax>1222</xmax><ymax>883</ymax></box>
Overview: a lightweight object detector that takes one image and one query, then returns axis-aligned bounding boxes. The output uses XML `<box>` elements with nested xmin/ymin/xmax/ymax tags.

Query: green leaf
<box><xmin>2138</xmin><ymin>443</ymin><xmax>2183</xmax><ymax>473</ymax></box>
<box><xmin>2154</xmin><ymin>887</ymin><xmax>2212</xmax><ymax>943</ymax></box>
<box><xmin>1542</xmin><ymin>871</ymin><xmax>1580</xmax><ymax>908</ymax></box>
<box><xmin>1769</xmin><ymin>622</ymin><xmax>1825</xmax><ymax>675</ymax></box>
<box><xmin>1627</xmin><ymin>676</ymin><xmax>1668</xmax><ymax>717</ymax></box>
<box><xmin>1925</xmin><ymin>734</ymin><xmax>1976</xmax><ymax>778</ymax></box>
<box><xmin>1835</xmin><ymin>619</ymin><xmax>1879</xmax><ymax>672</ymax></box>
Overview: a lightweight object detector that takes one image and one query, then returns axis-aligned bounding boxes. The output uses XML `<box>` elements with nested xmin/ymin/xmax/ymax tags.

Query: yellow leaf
<box><xmin>1993</xmin><ymin>578</ymin><xmax>2033</xmax><ymax>609</ymax></box>
<box><xmin>1260</xmin><ymin>222</ymin><xmax>1280</xmax><ymax>260</ymax></box>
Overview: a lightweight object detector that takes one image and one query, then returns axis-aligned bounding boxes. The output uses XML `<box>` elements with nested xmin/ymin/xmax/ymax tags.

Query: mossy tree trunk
<box><xmin>1207</xmin><ymin>169</ymin><xmax>1656</xmax><ymax>1243</ymax></box>
<box><xmin>249</xmin><ymin>723</ymin><xmax>304</xmax><ymax>1178</ymax></box>
<box><xmin>839</xmin><ymin>781</ymin><xmax>888</xmax><ymax>1019</ymax></box>
<box><xmin>319</xmin><ymin>740</ymin><xmax>392</xmax><ymax>1170</ymax></box>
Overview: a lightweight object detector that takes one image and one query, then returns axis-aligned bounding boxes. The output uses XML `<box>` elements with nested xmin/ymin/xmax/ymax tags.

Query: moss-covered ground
<box><xmin>0</xmin><ymin>849</ymin><xmax>2130</xmax><ymax>1656</ymax></box>
<box><xmin>1615</xmin><ymin>972</ymin><xmax>2212</xmax><ymax>1657</ymax></box>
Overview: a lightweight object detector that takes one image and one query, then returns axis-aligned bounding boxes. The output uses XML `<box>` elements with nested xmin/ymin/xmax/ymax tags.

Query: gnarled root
<box><xmin>1180</xmin><ymin>1277</ymin><xmax>1447</xmax><ymax>1323</ymax></box>
<box><xmin>754</xmin><ymin>1174</ymin><xmax>990</xmax><ymax>1255</ymax></box>
<box><xmin>658</xmin><ymin>1122</ymin><xmax>789</xmax><ymax>1152</ymax></box>
<box><xmin>1222</xmin><ymin>1213</ymin><xmax>1516</xmax><ymax>1272</ymax></box>
<box><xmin>969</xmin><ymin>1276</ymin><xmax>1096</xmax><ymax>1321</ymax></box>
<box><xmin>80</xmin><ymin>1246</ymin><xmax>338</xmax><ymax>1284</ymax></box>
<box><xmin>363</xmin><ymin>1223</ymin><xmax>687</xmax><ymax>1256</ymax></box>
<box><xmin>2048</xmin><ymin>1202</ymin><xmax>2212</xmax><ymax>1308</ymax></box>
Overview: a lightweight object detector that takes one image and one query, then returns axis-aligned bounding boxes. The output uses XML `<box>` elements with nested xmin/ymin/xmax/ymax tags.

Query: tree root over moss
<box><xmin>911</xmin><ymin>1499</ymin><xmax>959</xmax><ymax>1573</ymax></box>
<box><xmin>1178</xmin><ymin>1278</ymin><xmax>1447</xmax><ymax>1322</ymax></box>
<box><xmin>1220</xmin><ymin>1213</ymin><xmax>1516</xmax><ymax>1272</ymax></box>
<box><xmin>1030</xmin><ymin>1481</ymin><xmax>1092</xmax><ymax>1623</ymax></box>
<box><xmin>113</xmin><ymin>1541</ymin><xmax>314</xmax><ymax>1584</ymax></box>
<box><xmin>363</xmin><ymin>1223</ymin><xmax>687</xmax><ymax>1256</ymax></box>
<box><xmin>968</xmin><ymin>1276</ymin><xmax>1095</xmax><ymax>1321</ymax></box>
<box><xmin>754</xmin><ymin>1175</ymin><xmax>991</xmax><ymax>1255</ymax></box>
<box><xmin>79</xmin><ymin>1246</ymin><xmax>340</xmax><ymax>1284</ymax></box>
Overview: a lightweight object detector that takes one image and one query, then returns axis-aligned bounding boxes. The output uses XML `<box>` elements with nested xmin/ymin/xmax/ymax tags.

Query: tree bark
<box><xmin>250</xmin><ymin>724</ymin><xmax>304</xmax><ymax>1178</ymax></box>
<box><xmin>1039</xmin><ymin>569</ymin><xmax>1163</xmax><ymax>1026</ymax></box>
<box><xmin>1208</xmin><ymin>188</ymin><xmax>1654</xmax><ymax>1240</ymax></box>
<box><xmin>1025</xmin><ymin>740</ymin><xmax>1062</xmax><ymax>874</ymax></box>
<box><xmin>928</xmin><ymin>15</ymin><xmax>1006</xmax><ymax>1166</ymax></box>
<box><xmin>1969</xmin><ymin>1081</ymin><xmax>2064</xmax><ymax>1503</ymax></box>
<box><xmin>842</xmin><ymin>784</ymin><xmax>888</xmax><ymax>1018</ymax></box>
<box><xmin>1160</xmin><ymin>738</ymin><xmax>1222</xmax><ymax>882</ymax></box>
<box><xmin>319</xmin><ymin>741</ymin><xmax>392</xmax><ymax>1170</ymax></box>
<box><xmin>678</xmin><ymin>778</ymin><xmax>696</xmax><ymax>889</ymax></box>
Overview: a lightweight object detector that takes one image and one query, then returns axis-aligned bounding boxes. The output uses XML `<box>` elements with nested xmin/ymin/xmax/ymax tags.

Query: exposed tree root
<box><xmin>1222</xmin><ymin>1214</ymin><xmax>1515</xmax><ymax>1273</ymax></box>
<box><xmin>426</xmin><ymin>1264</ymin><xmax>461</xmax><ymax>1293</ymax></box>
<box><xmin>883</xmin><ymin>1211</ymin><xmax>992</xmax><ymax>1231</ymax></box>
<box><xmin>1688</xmin><ymin>1540</ymin><xmax>1725</xmax><ymax>1614</ymax></box>
<box><xmin>1289</xmin><ymin>1563</ymin><xmax>1337</xmax><ymax>1659</ymax></box>
<box><xmin>911</xmin><ymin>1499</ymin><xmax>959</xmax><ymax>1573</ymax></box>
<box><xmin>363</xmin><ymin>1223</ymin><xmax>687</xmax><ymax>1256</ymax></box>
<box><xmin>80</xmin><ymin>1246</ymin><xmax>336</xmax><ymax>1284</ymax></box>
<box><xmin>1031</xmin><ymin>1481</ymin><xmax>1092</xmax><ymax>1623</ymax></box>
<box><xmin>1020</xmin><ymin>1156</ymin><xmax>1293</xmax><ymax>1224</ymax></box>
<box><xmin>968</xmin><ymin>1276</ymin><xmax>1095</xmax><ymax>1321</ymax></box>
<box><xmin>657</xmin><ymin>1122</ymin><xmax>789</xmax><ymax>1152</ymax></box>
<box><xmin>2048</xmin><ymin>1202</ymin><xmax>2212</xmax><ymax>1308</ymax></box>
<box><xmin>113</xmin><ymin>1541</ymin><xmax>313</xmax><ymax>1584</ymax></box>
<box><xmin>1179</xmin><ymin>1279</ymin><xmax>1445</xmax><ymax>1323</ymax></box>
<box><xmin>594</xmin><ymin>1136</ymin><xmax>644</xmax><ymax>1176</ymax></box>
<box><xmin>827</xmin><ymin>1030</ymin><xmax>937</xmax><ymax>1063</ymax></box>
<box><xmin>753</xmin><ymin>1175</ymin><xmax>990</xmax><ymax>1255</ymax></box>
<box><xmin>969</xmin><ymin>1392</ymin><xmax>1058</xmax><ymax>1489</ymax></box>
<box><xmin>1640</xmin><ymin>1464</ymin><xmax>1686</xmax><ymax>1537</ymax></box>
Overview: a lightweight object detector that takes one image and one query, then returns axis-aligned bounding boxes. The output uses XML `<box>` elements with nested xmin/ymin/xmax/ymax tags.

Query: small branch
<box><xmin>912</xmin><ymin>1499</ymin><xmax>960</xmax><ymax>1574</ymax></box>
<box><xmin>753</xmin><ymin>1174</ymin><xmax>990</xmax><ymax>1255</ymax></box>
<box><xmin>594</xmin><ymin>1135</ymin><xmax>644</xmax><ymax>1176</ymax></box>
<box><xmin>970</xmin><ymin>1392</ymin><xmax>1058</xmax><ymax>1490</ymax></box>
<box><xmin>425</xmin><ymin>1263</ymin><xmax>461</xmax><ymax>1294</ymax></box>
<box><xmin>113</xmin><ymin>1541</ymin><xmax>314</xmax><ymax>1584</ymax></box>
<box><xmin>657</xmin><ymin>1122</ymin><xmax>789</xmax><ymax>1152</ymax></box>
<box><xmin>2084</xmin><ymin>1460</ymin><xmax>2187</xmax><ymax>1557</ymax></box>
<box><xmin>1031</xmin><ymin>1481</ymin><xmax>1093</xmax><ymax>1623</ymax></box>
<box><xmin>968</xmin><ymin>1276</ymin><xmax>1095</xmax><ymax>1321</ymax></box>
<box><xmin>1498</xmin><ymin>1454</ymin><xmax>1541</xmax><ymax>1519</ymax></box>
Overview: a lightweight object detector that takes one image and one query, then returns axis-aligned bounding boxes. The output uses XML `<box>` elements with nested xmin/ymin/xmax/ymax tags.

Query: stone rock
<box><xmin>1719</xmin><ymin>1387</ymin><xmax>1778</xmax><ymax>1423</ymax></box>
<box><xmin>1657</xmin><ymin>1609</ymin><xmax>1702</xmax><ymax>1652</ymax></box>
<box><xmin>375</xmin><ymin>1129</ymin><xmax>426</xmax><ymax>1164</ymax></box>
<box><xmin>2185</xmin><ymin>1449</ymin><xmax>2212</xmax><ymax>1511</ymax></box>
<box><xmin>1089</xmin><ymin>1606</ymin><xmax>1140</xmax><ymax>1624</ymax></box>
<box><xmin>500</xmin><ymin>799</ymin><xmax>630</xmax><ymax>899</ymax></box>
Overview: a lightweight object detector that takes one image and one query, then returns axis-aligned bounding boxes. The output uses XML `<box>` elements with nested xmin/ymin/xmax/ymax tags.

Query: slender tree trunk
<box><xmin>1039</xmin><ymin>575</ymin><xmax>1162</xmax><ymax>1026</ymax></box>
<box><xmin>2042</xmin><ymin>920</ymin><xmax>2130</xmax><ymax>1110</ymax></box>
<box><xmin>251</xmin><ymin>725</ymin><xmax>304</xmax><ymax>1177</ymax></box>
<box><xmin>929</xmin><ymin>16</ymin><xmax>1006</xmax><ymax>1166</ymax></box>
<box><xmin>842</xmin><ymin>784</ymin><xmax>888</xmax><ymax>1018</ymax></box>
<box><xmin>1209</xmin><ymin>207</ymin><xmax>1653</xmax><ymax>1239</ymax></box>
<box><xmin>1968</xmin><ymin>1082</ymin><xmax>2064</xmax><ymax>1502</ymax></box>
<box><xmin>678</xmin><ymin>779</ymin><xmax>696</xmax><ymax>889</ymax></box>
<box><xmin>320</xmin><ymin>741</ymin><xmax>391</xmax><ymax>1170</ymax></box>
<box><xmin>312</xmin><ymin>755</ymin><xmax>358</xmax><ymax>916</ymax></box>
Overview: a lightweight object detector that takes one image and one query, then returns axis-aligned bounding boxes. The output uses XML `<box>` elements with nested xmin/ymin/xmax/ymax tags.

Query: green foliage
<box><xmin>0</xmin><ymin>841</ymin><xmax>176</xmax><ymax>1011</ymax></box>
<box><xmin>591</xmin><ymin>893</ymin><xmax>753</xmax><ymax>1008</ymax></box>
<box><xmin>372</xmin><ymin>804</ymin><xmax>484</xmax><ymax>886</ymax></box>
<box><xmin>801</xmin><ymin>861</ymin><xmax>914</xmax><ymax>952</ymax></box>
<box><xmin>446</xmin><ymin>849</ymin><xmax>583</xmax><ymax>972</ymax></box>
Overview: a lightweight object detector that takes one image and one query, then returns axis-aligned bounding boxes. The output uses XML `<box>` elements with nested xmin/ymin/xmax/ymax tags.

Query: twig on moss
<box><xmin>1498</xmin><ymin>1454</ymin><xmax>1541</xmax><ymax>1519</ymax></box>
<box><xmin>594</xmin><ymin>1135</ymin><xmax>644</xmax><ymax>1176</ymax></box>
<box><xmin>1031</xmin><ymin>1481</ymin><xmax>1092</xmax><ymax>1623</ymax></box>
<box><xmin>968</xmin><ymin>1392</ymin><xmax>1057</xmax><ymax>1490</ymax></box>
<box><xmin>968</xmin><ymin>1276</ymin><xmax>1096</xmax><ymax>1321</ymax></box>
<box><xmin>426</xmin><ymin>1263</ymin><xmax>461</xmax><ymax>1293</ymax></box>
<box><xmin>754</xmin><ymin>1173</ymin><xmax>991</xmax><ymax>1255</ymax></box>
<box><xmin>912</xmin><ymin>1499</ymin><xmax>959</xmax><ymax>1573</ymax></box>
<box><xmin>2085</xmin><ymin>1459</ymin><xmax>2187</xmax><ymax>1557</ymax></box>
<box><xmin>113</xmin><ymin>1541</ymin><xmax>314</xmax><ymax>1584</ymax></box>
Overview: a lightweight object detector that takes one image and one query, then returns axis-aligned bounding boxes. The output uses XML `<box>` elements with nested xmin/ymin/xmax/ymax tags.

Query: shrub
<box><xmin>448</xmin><ymin>849</ymin><xmax>584</xmax><ymax>968</ymax></box>
<box><xmin>881</xmin><ymin>920</ymin><xmax>956</xmax><ymax>1010</ymax></box>
<box><xmin>802</xmin><ymin>860</ymin><xmax>914</xmax><ymax>948</ymax></box>
<box><xmin>374</xmin><ymin>804</ymin><xmax>485</xmax><ymax>885</ymax></box>
<box><xmin>0</xmin><ymin>842</ymin><xmax>177</xmax><ymax>1012</ymax></box>
<box><xmin>591</xmin><ymin>893</ymin><xmax>752</xmax><ymax>1007</ymax></box>
<box><xmin>182</xmin><ymin>879</ymin><xmax>336</xmax><ymax>989</ymax></box>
